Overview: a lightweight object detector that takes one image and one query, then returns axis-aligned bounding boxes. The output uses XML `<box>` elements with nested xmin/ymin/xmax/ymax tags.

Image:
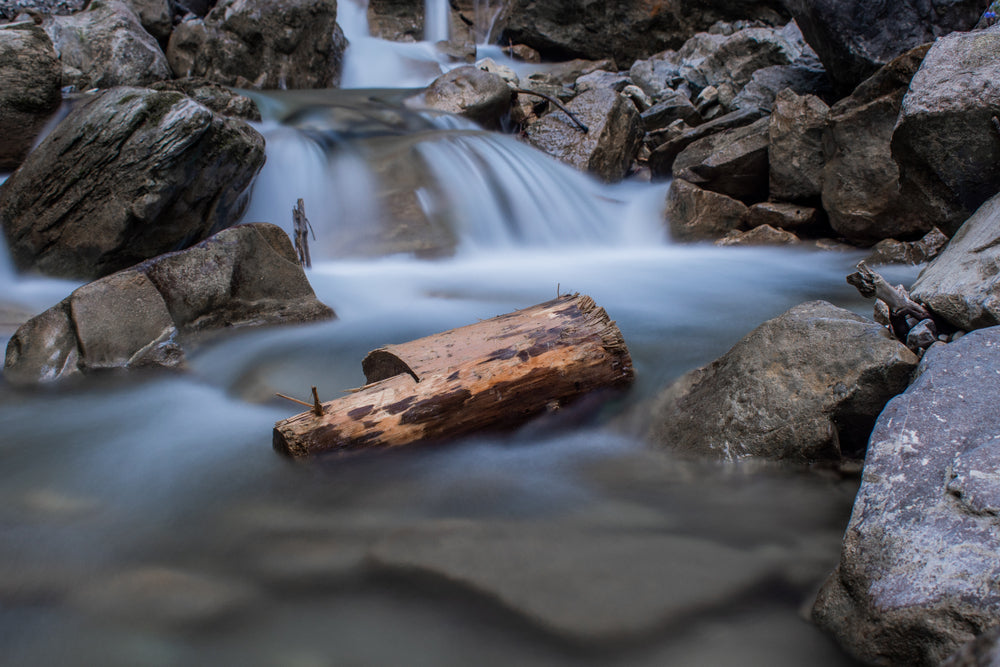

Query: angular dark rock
<box><xmin>813</xmin><ymin>327</ymin><xmax>1000</xmax><ymax>665</ymax></box>
<box><xmin>783</xmin><ymin>0</ymin><xmax>982</xmax><ymax>95</ymax></box>
<box><xmin>43</xmin><ymin>0</ymin><xmax>171</xmax><ymax>90</ymax></box>
<box><xmin>166</xmin><ymin>0</ymin><xmax>347</xmax><ymax>89</ymax></box>
<box><xmin>672</xmin><ymin>116</ymin><xmax>770</xmax><ymax>203</ymax></box>
<box><xmin>647</xmin><ymin>300</ymin><xmax>919</xmax><ymax>462</ymax></box>
<box><xmin>892</xmin><ymin>26</ymin><xmax>1000</xmax><ymax>236</ymax></box>
<box><xmin>524</xmin><ymin>88</ymin><xmax>642</xmax><ymax>183</ymax></box>
<box><xmin>497</xmin><ymin>0</ymin><xmax>788</xmax><ymax>65</ymax></box>
<box><xmin>648</xmin><ymin>106</ymin><xmax>761</xmax><ymax>177</ymax></box>
<box><xmin>715</xmin><ymin>224</ymin><xmax>800</xmax><ymax>246</ymax></box>
<box><xmin>745</xmin><ymin>202</ymin><xmax>819</xmax><ymax>232</ymax></box>
<box><xmin>731</xmin><ymin>62</ymin><xmax>831</xmax><ymax>113</ymax></box>
<box><xmin>768</xmin><ymin>88</ymin><xmax>828</xmax><ymax>203</ymax></box>
<box><xmin>664</xmin><ymin>178</ymin><xmax>748</xmax><ymax>242</ymax></box>
<box><xmin>3</xmin><ymin>223</ymin><xmax>335</xmax><ymax>385</ymax></box>
<box><xmin>864</xmin><ymin>227</ymin><xmax>948</xmax><ymax>266</ymax></box>
<box><xmin>0</xmin><ymin>21</ymin><xmax>62</xmax><ymax>170</ymax></box>
<box><xmin>0</xmin><ymin>87</ymin><xmax>265</xmax><ymax>281</ymax></box>
<box><xmin>821</xmin><ymin>44</ymin><xmax>932</xmax><ymax>243</ymax></box>
<box><xmin>640</xmin><ymin>90</ymin><xmax>701</xmax><ymax>132</ymax></box>
<box><xmin>149</xmin><ymin>77</ymin><xmax>261</xmax><ymax>121</ymax></box>
<box><xmin>911</xmin><ymin>192</ymin><xmax>1000</xmax><ymax>330</ymax></box>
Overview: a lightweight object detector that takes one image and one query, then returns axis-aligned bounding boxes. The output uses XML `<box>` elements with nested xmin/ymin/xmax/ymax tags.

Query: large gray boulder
<box><xmin>647</xmin><ymin>301</ymin><xmax>919</xmax><ymax>462</ymax></box>
<box><xmin>3</xmin><ymin>223</ymin><xmax>335</xmax><ymax>385</ymax></box>
<box><xmin>821</xmin><ymin>44</ymin><xmax>932</xmax><ymax>243</ymax></box>
<box><xmin>43</xmin><ymin>0</ymin><xmax>172</xmax><ymax>90</ymax></box>
<box><xmin>524</xmin><ymin>88</ymin><xmax>643</xmax><ymax>182</ymax></box>
<box><xmin>768</xmin><ymin>88</ymin><xmax>828</xmax><ymax>203</ymax></box>
<box><xmin>0</xmin><ymin>87</ymin><xmax>265</xmax><ymax>280</ymax></box>
<box><xmin>782</xmin><ymin>0</ymin><xmax>982</xmax><ymax>95</ymax></box>
<box><xmin>892</xmin><ymin>26</ymin><xmax>1000</xmax><ymax>237</ymax></box>
<box><xmin>166</xmin><ymin>0</ymin><xmax>347</xmax><ymax>89</ymax></box>
<box><xmin>672</xmin><ymin>115</ymin><xmax>770</xmax><ymax>202</ymax></box>
<box><xmin>420</xmin><ymin>66</ymin><xmax>512</xmax><ymax>130</ymax></box>
<box><xmin>496</xmin><ymin>0</ymin><xmax>788</xmax><ymax>65</ymax></box>
<box><xmin>813</xmin><ymin>327</ymin><xmax>1000</xmax><ymax>665</ymax></box>
<box><xmin>911</xmin><ymin>192</ymin><xmax>1000</xmax><ymax>330</ymax></box>
<box><xmin>0</xmin><ymin>22</ymin><xmax>62</xmax><ymax>170</ymax></box>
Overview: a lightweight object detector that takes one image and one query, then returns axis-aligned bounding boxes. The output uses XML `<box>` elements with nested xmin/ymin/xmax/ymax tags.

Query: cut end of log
<box><xmin>273</xmin><ymin>294</ymin><xmax>634</xmax><ymax>458</ymax></box>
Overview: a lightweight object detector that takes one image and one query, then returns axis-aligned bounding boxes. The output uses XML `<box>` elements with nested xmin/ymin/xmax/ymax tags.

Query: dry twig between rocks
<box><xmin>846</xmin><ymin>261</ymin><xmax>956</xmax><ymax>352</ymax></box>
<box><xmin>513</xmin><ymin>88</ymin><xmax>589</xmax><ymax>133</ymax></box>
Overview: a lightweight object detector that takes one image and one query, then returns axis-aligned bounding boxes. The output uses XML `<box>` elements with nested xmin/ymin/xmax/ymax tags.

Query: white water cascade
<box><xmin>0</xmin><ymin>2</ymin><xmax>906</xmax><ymax>666</ymax></box>
<box><xmin>424</xmin><ymin>0</ymin><xmax>449</xmax><ymax>42</ymax></box>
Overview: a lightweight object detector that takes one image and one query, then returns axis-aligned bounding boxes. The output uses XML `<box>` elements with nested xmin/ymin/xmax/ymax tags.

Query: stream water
<box><xmin>0</xmin><ymin>3</ymin><xmax>921</xmax><ymax>664</ymax></box>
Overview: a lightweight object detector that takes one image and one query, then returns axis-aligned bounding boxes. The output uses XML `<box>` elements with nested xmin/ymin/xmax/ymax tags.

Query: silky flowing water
<box><xmin>0</xmin><ymin>4</ymin><xmax>924</xmax><ymax>664</ymax></box>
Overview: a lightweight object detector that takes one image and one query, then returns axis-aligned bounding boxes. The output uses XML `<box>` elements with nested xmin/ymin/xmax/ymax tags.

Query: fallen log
<box><xmin>273</xmin><ymin>293</ymin><xmax>634</xmax><ymax>457</ymax></box>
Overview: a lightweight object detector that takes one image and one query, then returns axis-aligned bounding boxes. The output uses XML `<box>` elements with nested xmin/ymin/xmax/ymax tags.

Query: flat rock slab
<box><xmin>814</xmin><ymin>326</ymin><xmax>1000</xmax><ymax>665</ymax></box>
<box><xmin>369</xmin><ymin>519</ymin><xmax>782</xmax><ymax>640</ymax></box>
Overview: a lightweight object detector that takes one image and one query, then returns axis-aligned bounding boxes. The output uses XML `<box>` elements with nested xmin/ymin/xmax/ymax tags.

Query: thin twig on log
<box><xmin>513</xmin><ymin>88</ymin><xmax>589</xmax><ymax>133</ymax></box>
<box><xmin>276</xmin><ymin>392</ymin><xmax>316</xmax><ymax>409</ymax></box>
<box><xmin>292</xmin><ymin>198</ymin><xmax>315</xmax><ymax>268</ymax></box>
<box><xmin>311</xmin><ymin>386</ymin><xmax>323</xmax><ymax>416</ymax></box>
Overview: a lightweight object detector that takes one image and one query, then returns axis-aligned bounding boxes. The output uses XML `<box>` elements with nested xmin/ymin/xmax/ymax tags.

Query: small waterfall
<box><xmin>413</xmin><ymin>133</ymin><xmax>667</xmax><ymax>250</ymax></box>
<box><xmin>474</xmin><ymin>0</ymin><xmax>503</xmax><ymax>44</ymax></box>
<box><xmin>424</xmin><ymin>0</ymin><xmax>449</xmax><ymax>43</ymax></box>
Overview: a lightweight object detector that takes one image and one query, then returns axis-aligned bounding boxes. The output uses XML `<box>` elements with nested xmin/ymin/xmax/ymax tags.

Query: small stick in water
<box><xmin>292</xmin><ymin>198</ymin><xmax>315</xmax><ymax>268</ymax></box>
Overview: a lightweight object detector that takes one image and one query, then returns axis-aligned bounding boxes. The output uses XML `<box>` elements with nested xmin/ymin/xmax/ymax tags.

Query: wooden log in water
<box><xmin>273</xmin><ymin>293</ymin><xmax>634</xmax><ymax>457</ymax></box>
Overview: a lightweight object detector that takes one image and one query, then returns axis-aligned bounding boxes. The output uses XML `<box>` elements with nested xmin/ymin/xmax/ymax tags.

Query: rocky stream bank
<box><xmin>3</xmin><ymin>0</ymin><xmax>1000</xmax><ymax>664</ymax></box>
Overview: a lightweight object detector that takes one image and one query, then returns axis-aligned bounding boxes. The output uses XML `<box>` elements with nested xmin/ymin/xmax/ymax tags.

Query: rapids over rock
<box><xmin>0</xmin><ymin>1</ymin><xmax>931</xmax><ymax>664</ymax></box>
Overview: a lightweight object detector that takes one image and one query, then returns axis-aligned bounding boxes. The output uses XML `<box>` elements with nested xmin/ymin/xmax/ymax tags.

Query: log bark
<box><xmin>273</xmin><ymin>294</ymin><xmax>633</xmax><ymax>457</ymax></box>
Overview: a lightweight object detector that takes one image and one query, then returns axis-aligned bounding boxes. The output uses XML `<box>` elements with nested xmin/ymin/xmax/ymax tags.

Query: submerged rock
<box><xmin>892</xmin><ymin>25</ymin><xmax>1000</xmax><ymax>236</ymax></box>
<box><xmin>166</xmin><ymin>0</ymin><xmax>347</xmax><ymax>89</ymax></box>
<box><xmin>911</xmin><ymin>192</ymin><xmax>1000</xmax><ymax>330</ymax></box>
<box><xmin>524</xmin><ymin>88</ymin><xmax>642</xmax><ymax>183</ymax></box>
<box><xmin>43</xmin><ymin>0</ymin><xmax>171</xmax><ymax>90</ymax></box>
<box><xmin>782</xmin><ymin>0</ymin><xmax>982</xmax><ymax>95</ymax></box>
<box><xmin>3</xmin><ymin>223</ymin><xmax>335</xmax><ymax>385</ymax></box>
<box><xmin>368</xmin><ymin>519</ymin><xmax>782</xmax><ymax>640</ymax></box>
<box><xmin>647</xmin><ymin>301</ymin><xmax>919</xmax><ymax>462</ymax></box>
<box><xmin>0</xmin><ymin>86</ymin><xmax>265</xmax><ymax>280</ymax></box>
<box><xmin>813</xmin><ymin>327</ymin><xmax>1000</xmax><ymax>665</ymax></box>
<box><xmin>0</xmin><ymin>22</ymin><xmax>62</xmax><ymax>170</ymax></box>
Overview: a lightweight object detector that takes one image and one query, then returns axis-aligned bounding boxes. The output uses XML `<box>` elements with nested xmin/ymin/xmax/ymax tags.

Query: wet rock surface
<box><xmin>0</xmin><ymin>86</ymin><xmax>265</xmax><ymax>280</ymax></box>
<box><xmin>782</xmin><ymin>0</ymin><xmax>982</xmax><ymax>95</ymax></box>
<box><xmin>821</xmin><ymin>45</ymin><xmax>932</xmax><ymax>243</ymax></box>
<box><xmin>892</xmin><ymin>25</ymin><xmax>1000</xmax><ymax>236</ymax></box>
<box><xmin>0</xmin><ymin>21</ymin><xmax>62</xmax><ymax>170</ymax></box>
<box><xmin>524</xmin><ymin>88</ymin><xmax>642</xmax><ymax>183</ymax></box>
<box><xmin>3</xmin><ymin>223</ymin><xmax>335</xmax><ymax>384</ymax></box>
<box><xmin>497</xmin><ymin>0</ymin><xmax>788</xmax><ymax>65</ymax></box>
<box><xmin>647</xmin><ymin>301</ymin><xmax>919</xmax><ymax>462</ymax></box>
<box><xmin>767</xmin><ymin>88</ymin><xmax>827</xmax><ymax>203</ymax></box>
<box><xmin>672</xmin><ymin>115</ymin><xmax>770</xmax><ymax>202</ymax></box>
<box><xmin>911</xmin><ymin>192</ymin><xmax>1000</xmax><ymax>330</ymax></box>
<box><xmin>43</xmin><ymin>0</ymin><xmax>171</xmax><ymax>90</ymax></box>
<box><xmin>664</xmin><ymin>178</ymin><xmax>748</xmax><ymax>242</ymax></box>
<box><xmin>813</xmin><ymin>327</ymin><xmax>1000</xmax><ymax>665</ymax></box>
<box><xmin>166</xmin><ymin>0</ymin><xmax>347</xmax><ymax>89</ymax></box>
<box><xmin>421</xmin><ymin>65</ymin><xmax>512</xmax><ymax>130</ymax></box>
